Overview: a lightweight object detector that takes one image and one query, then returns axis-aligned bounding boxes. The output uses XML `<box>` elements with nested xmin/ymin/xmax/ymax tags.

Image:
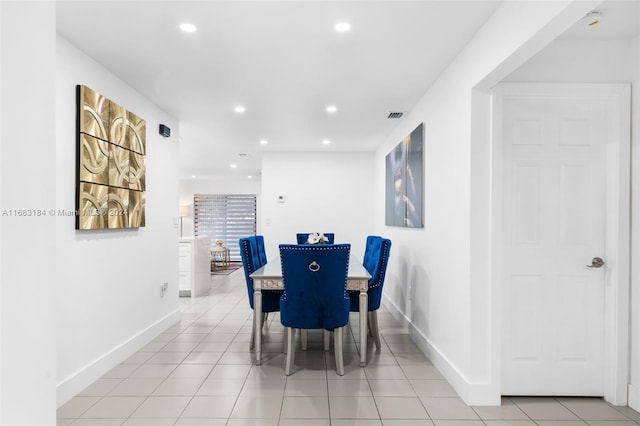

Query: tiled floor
<box><xmin>58</xmin><ymin>271</ymin><xmax>640</xmax><ymax>425</ymax></box>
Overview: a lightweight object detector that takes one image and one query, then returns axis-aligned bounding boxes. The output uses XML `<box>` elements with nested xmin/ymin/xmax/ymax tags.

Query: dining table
<box><xmin>250</xmin><ymin>254</ymin><xmax>372</xmax><ymax>367</ymax></box>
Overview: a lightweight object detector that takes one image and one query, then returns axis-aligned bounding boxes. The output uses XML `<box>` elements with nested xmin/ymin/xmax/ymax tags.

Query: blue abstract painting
<box><xmin>385</xmin><ymin>123</ymin><xmax>423</xmax><ymax>228</ymax></box>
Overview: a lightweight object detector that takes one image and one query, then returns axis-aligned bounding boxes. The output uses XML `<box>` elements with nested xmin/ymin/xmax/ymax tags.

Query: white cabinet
<box><xmin>178</xmin><ymin>237</ymin><xmax>210</xmax><ymax>297</ymax></box>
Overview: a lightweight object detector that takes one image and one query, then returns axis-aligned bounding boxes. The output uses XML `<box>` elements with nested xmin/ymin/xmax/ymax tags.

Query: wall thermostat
<box><xmin>277</xmin><ymin>195</ymin><xmax>286</xmax><ymax>203</ymax></box>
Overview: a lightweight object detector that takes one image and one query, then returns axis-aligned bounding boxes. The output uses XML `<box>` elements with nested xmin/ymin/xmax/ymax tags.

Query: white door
<box><xmin>500</xmin><ymin>87</ymin><xmax>611</xmax><ymax>396</ymax></box>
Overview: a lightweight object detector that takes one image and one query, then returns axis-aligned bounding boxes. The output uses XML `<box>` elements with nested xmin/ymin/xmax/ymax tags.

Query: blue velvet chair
<box><xmin>279</xmin><ymin>243</ymin><xmax>351</xmax><ymax>375</ymax></box>
<box><xmin>348</xmin><ymin>236</ymin><xmax>391</xmax><ymax>349</ymax></box>
<box><xmin>239</xmin><ymin>235</ymin><xmax>281</xmax><ymax>349</ymax></box>
<box><xmin>296</xmin><ymin>233</ymin><xmax>335</xmax><ymax>244</ymax></box>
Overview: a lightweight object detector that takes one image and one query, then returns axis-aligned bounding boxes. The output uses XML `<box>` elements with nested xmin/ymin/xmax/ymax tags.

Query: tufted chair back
<box><xmin>239</xmin><ymin>236</ymin><xmax>280</xmax><ymax>312</ymax></box>
<box><xmin>349</xmin><ymin>236</ymin><xmax>392</xmax><ymax>312</ymax></box>
<box><xmin>279</xmin><ymin>244</ymin><xmax>350</xmax><ymax>330</ymax></box>
<box><xmin>255</xmin><ymin>235</ymin><xmax>268</xmax><ymax>265</ymax></box>
<box><xmin>295</xmin><ymin>233</ymin><xmax>335</xmax><ymax>244</ymax></box>
<box><xmin>362</xmin><ymin>235</ymin><xmax>381</xmax><ymax>272</ymax></box>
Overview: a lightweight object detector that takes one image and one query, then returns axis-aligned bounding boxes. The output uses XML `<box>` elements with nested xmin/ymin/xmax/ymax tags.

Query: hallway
<box><xmin>57</xmin><ymin>271</ymin><xmax>640</xmax><ymax>425</ymax></box>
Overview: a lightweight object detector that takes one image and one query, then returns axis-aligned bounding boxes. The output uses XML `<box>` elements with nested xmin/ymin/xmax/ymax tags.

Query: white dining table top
<box><xmin>250</xmin><ymin>255</ymin><xmax>371</xmax><ymax>281</ymax></box>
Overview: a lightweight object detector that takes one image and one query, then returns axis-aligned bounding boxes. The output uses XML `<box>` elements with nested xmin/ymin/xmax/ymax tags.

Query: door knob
<box><xmin>587</xmin><ymin>257</ymin><xmax>605</xmax><ymax>268</ymax></box>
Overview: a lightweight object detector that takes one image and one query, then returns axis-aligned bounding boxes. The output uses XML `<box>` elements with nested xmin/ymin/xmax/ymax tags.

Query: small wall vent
<box><xmin>387</xmin><ymin>111</ymin><xmax>404</xmax><ymax>119</ymax></box>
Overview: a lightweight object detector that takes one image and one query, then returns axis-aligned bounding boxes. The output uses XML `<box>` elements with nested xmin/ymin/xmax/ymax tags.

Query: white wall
<box><xmin>503</xmin><ymin>37</ymin><xmax>639</xmax><ymax>410</ymax></box>
<box><xmin>56</xmin><ymin>36</ymin><xmax>181</xmax><ymax>405</ymax></box>
<box><xmin>372</xmin><ymin>1</ymin><xmax>601</xmax><ymax>405</ymax></box>
<box><xmin>504</xmin><ymin>39</ymin><xmax>634</xmax><ymax>83</ymax></box>
<box><xmin>261</xmin><ymin>151</ymin><xmax>374</xmax><ymax>259</ymax></box>
<box><xmin>1</xmin><ymin>2</ymin><xmax>57</xmax><ymax>424</ymax></box>
<box><xmin>632</xmin><ymin>33</ymin><xmax>640</xmax><ymax>415</ymax></box>
<box><xmin>179</xmin><ymin>177</ymin><xmax>261</xmax><ymax>238</ymax></box>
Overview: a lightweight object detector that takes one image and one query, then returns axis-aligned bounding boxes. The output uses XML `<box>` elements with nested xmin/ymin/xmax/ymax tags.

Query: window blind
<box><xmin>193</xmin><ymin>194</ymin><xmax>257</xmax><ymax>262</ymax></box>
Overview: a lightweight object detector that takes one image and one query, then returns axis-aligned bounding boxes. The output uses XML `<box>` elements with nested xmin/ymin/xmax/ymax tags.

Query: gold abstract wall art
<box><xmin>76</xmin><ymin>85</ymin><xmax>146</xmax><ymax>229</ymax></box>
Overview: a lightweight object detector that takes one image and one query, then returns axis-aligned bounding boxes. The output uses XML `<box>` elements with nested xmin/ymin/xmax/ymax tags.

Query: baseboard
<box><xmin>56</xmin><ymin>308</ymin><xmax>181</xmax><ymax>407</ymax></box>
<box><xmin>382</xmin><ymin>295</ymin><xmax>500</xmax><ymax>406</ymax></box>
<box><xmin>629</xmin><ymin>383</ymin><xmax>640</xmax><ymax>412</ymax></box>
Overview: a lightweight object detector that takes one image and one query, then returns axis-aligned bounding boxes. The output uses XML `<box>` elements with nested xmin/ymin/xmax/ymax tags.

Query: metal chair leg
<box><xmin>250</xmin><ymin>312</ymin><xmax>268</xmax><ymax>350</ymax></box>
<box><xmin>334</xmin><ymin>326</ymin><xmax>344</xmax><ymax>376</ymax></box>
<box><xmin>250</xmin><ymin>320</ymin><xmax>255</xmax><ymax>350</ymax></box>
<box><xmin>285</xmin><ymin>327</ymin><xmax>296</xmax><ymax>375</ymax></box>
<box><xmin>369</xmin><ymin>311</ymin><xmax>381</xmax><ymax>350</ymax></box>
<box><xmin>283</xmin><ymin>327</ymin><xmax>287</xmax><ymax>354</ymax></box>
<box><xmin>323</xmin><ymin>329</ymin><xmax>330</xmax><ymax>351</ymax></box>
<box><xmin>301</xmin><ymin>329</ymin><xmax>308</xmax><ymax>350</ymax></box>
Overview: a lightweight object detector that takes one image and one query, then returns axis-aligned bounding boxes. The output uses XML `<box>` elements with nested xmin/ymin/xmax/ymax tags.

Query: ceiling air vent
<box><xmin>387</xmin><ymin>111</ymin><xmax>404</xmax><ymax>119</ymax></box>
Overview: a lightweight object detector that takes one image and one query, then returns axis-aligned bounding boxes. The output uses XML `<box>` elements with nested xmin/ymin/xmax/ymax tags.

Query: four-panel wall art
<box><xmin>76</xmin><ymin>85</ymin><xmax>146</xmax><ymax>230</ymax></box>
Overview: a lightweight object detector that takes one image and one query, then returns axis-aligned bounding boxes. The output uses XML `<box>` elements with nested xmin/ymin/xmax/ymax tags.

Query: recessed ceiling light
<box><xmin>326</xmin><ymin>105</ymin><xmax>337</xmax><ymax>113</ymax></box>
<box><xmin>230</xmin><ymin>164</ymin><xmax>237</xmax><ymax>169</ymax></box>
<box><xmin>234</xmin><ymin>106</ymin><xmax>246</xmax><ymax>114</ymax></box>
<box><xmin>259</xmin><ymin>139</ymin><xmax>268</xmax><ymax>145</ymax></box>
<box><xmin>334</xmin><ymin>22</ymin><xmax>351</xmax><ymax>32</ymax></box>
<box><xmin>180</xmin><ymin>23</ymin><xmax>197</xmax><ymax>33</ymax></box>
<box><xmin>191</xmin><ymin>174</ymin><xmax>197</xmax><ymax>179</ymax></box>
<box><xmin>322</xmin><ymin>139</ymin><xmax>331</xmax><ymax>146</ymax></box>
<box><xmin>248</xmin><ymin>175</ymin><xmax>253</xmax><ymax>179</ymax></box>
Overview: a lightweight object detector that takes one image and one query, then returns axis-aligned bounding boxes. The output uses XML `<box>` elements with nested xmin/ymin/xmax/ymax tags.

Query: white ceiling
<box><xmin>560</xmin><ymin>0</ymin><xmax>639</xmax><ymax>40</ymax></box>
<box><xmin>56</xmin><ymin>1</ymin><xmax>638</xmax><ymax>181</ymax></box>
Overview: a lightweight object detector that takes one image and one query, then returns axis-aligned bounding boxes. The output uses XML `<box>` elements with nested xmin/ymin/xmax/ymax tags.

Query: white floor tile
<box><xmin>131</xmin><ymin>396</ymin><xmax>191</xmax><ymax>418</ymax></box>
<box><xmin>128</xmin><ymin>364</ymin><xmax>177</xmax><ymax>379</ymax></box>
<box><xmin>284</xmin><ymin>379</ymin><xmax>329</xmax><ymax>396</ymax></box>
<box><xmin>71</xmin><ymin>419</ymin><xmax>125</xmax><ymax>425</ymax></box>
<box><xmin>421</xmin><ymin>397</ymin><xmax>479</xmax><ymax>420</ymax></box>
<box><xmin>400</xmin><ymin>365</ymin><xmax>444</xmax><ymax>380</ymax></box>
<box><xmin>197</xmin><ymin>378</ymin><xmax>245</xmax><ymax>396</ymax></box>
<box><xmin>328</xmin><ymin>396</ymin><xmax>380</xmax><ymax>419</ymax></box>
<box><xmin>331</xmin><ymin>420</ymin><xmax>383</xmax><ymax>426</ymax></box>
<box><xmin>409</xmin><ymin>379</ymin><xmax>458</xmax><ymax>397</ymax></box>
<box><xmin>374</xmin><ymin>397</ymin><xmax>429</xmax><ymax>420</ymax></box>
<box><xmin>146</xmin><ymin>351</ymin><xmax>190</xmax><ymax>364</ymax></box>
<box><xmin>278</xmin><ymin>420</ymin><xmax>331</xmax><ymax>426</ymax></box>
<box><xmin>558</xmin><ymin>398</ymin><xmax>632</xmax><ymax>421</ymax></box>
<box><xmin>80</xmin><ymin>396</ymin><xmax>146</xmax><ymax>418</ymax></box>
<box><xmin>66</xmin><ymin>273</ymin><xmax>640</xmax><ymax>425</ymax></box>
<box><xmin>327</xmin><ymin>379</ymin><xmax>372</xmax><ymax>397</ymax></box>
<box><xmin>122</xmin><ymin>419</ymin><xmax>177</xmax><ymax>425</ymax></box>
<box><xmin>512</xmin><ymin>398</ymin><xmax>582</xmax><ymax>420</ymax></box>
<box><xmin>431</xmin><ymin>421</ymin><xmax>484</xmax><ymax>426</ymax></box>
<box><xmin>174</xmin><ymin>419</ymin><xmax>227</xmax><ymax>425</ymax></box>
<box><xmin>471</xmin><ymin>399</ymin><xmax>529</xmax><ymax>420</ymax></box>
<box><xmin>280</xmin><ymin>396</ymin><xmax>330</xmax><ymax>419</ymax></box>
<box><xmin>152</xmin><ymin>378</ymin><xmax>205</xmax><ymax>396</ymax></box>
<box><xmin>207</xmin><ymin>363</ymin><xmax>252</xmax><ymax>379</ymax></box>
<box><xmin>168</xmin><ymin>363</ymin><xmax>215</xmax><ymax>378</ymax></box>
<box><xmin>230</xmin><ymin>395</ymin><xmax>284</xmax><ymax>419</ymax></box>
<box><xmin>364</xmin><ymin>365</ymin><xmax>407</xmax><ymax>380</ymax></box>
<box><xmin>182</xmin><ymin>351</ymin><xmax>223</xmax><ymax>364</ymax></box>
<box><xmin>226</xmin><ymin>419</ymin><xmax>279</xmax><ymax>426</ymax></box>
<box><xmin>108</xmin><ymin>378</ymin><xmax>163</xmax><ymax>396</ymax></box>
<box><xmin>181</xmin><ymin>396</ymin><xmax>237</xmax><ymax>418</ymax></box>
<box><xmin>56</xmin><ymin>396</ymin><xmax>100</xmax><ymax>418</ymax></box>
<box><xmin>369</xmin><ymin>379</ymin><xmax>417</xmax><ymax>397</ymax></box>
